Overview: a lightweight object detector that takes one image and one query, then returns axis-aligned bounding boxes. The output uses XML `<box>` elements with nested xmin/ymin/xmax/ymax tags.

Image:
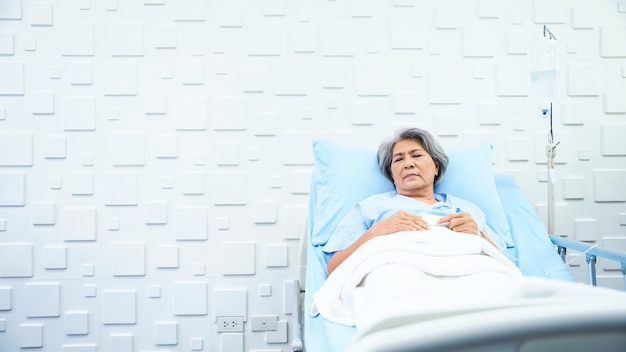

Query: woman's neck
<box><xmin>397</xmin><ymin>191</ymin><xmax>438</xmax><ymax>205</ymax></box>
<box><xmin>411</xmin><ymin>195</ymin><xmax>438</xmax><ymax>205</ymax></box>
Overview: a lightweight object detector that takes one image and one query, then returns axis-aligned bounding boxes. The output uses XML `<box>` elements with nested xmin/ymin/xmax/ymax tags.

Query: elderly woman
<box><xmin>324</xmin><ymin>127</ymin><xmax>504</xmax><ymax>275</ymax></box>
<box><xmin>312</xmin><ymin>128</ymin><xmax>626</xmax><ymax>344</ymax></box>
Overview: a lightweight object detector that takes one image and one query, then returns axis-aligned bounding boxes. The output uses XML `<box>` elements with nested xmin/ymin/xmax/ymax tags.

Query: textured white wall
<box><xmin>0</xmin><ymin>0</ymin><xmax>625</xmax><ymax>351</ymax></box>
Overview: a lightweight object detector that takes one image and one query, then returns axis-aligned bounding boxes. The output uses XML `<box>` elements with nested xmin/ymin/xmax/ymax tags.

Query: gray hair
<box><xmin>377</xmin><ymin>127</ymin><xmax>448</xmax><ymax>185</ymax></box>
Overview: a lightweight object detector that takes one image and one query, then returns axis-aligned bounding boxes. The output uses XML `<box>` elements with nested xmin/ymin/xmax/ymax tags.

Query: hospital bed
<box><xmin>294</xmin><ymin>140</ymin><xmax>626</xmax><ymax>352</ymax></box>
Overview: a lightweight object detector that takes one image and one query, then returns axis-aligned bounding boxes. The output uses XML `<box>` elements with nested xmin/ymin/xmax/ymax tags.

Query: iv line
<box><xmin>542</xmin><ymin>243</ymin><xmax>600</xmax><ymax>276</ymax></box>
<box><xmin>502</xmin><ymin>243</ymin><xmax>600</xmax><ymax>277</ymax></box>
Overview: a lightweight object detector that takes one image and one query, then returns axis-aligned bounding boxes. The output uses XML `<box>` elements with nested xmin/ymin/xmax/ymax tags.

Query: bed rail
<box><xmin>284</xmin><ymin>279</ymin><xmax>303</xmax><ymax>351</ymax></box>
<box><xmin>550</xmin><ymin>235</ymin><xmax>626</xmax><ymax>291</ymax></box>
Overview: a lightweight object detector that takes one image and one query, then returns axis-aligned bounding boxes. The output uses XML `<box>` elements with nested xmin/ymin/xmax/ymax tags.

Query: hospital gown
<box><xmin>322</xmin><ymin>191</ymin><xmax>507</xmax><ymax>255</ymax></box>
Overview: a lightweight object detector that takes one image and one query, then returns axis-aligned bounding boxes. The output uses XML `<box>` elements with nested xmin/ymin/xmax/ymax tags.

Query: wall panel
<box><xmin>1</xmin><ymin>0</ymin><xmax>625</xmax><ymax>350</ymax></box>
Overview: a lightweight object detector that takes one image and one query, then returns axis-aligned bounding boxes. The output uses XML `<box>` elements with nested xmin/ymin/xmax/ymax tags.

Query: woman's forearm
<box><xmin>327</xmin><ymin>230</ymin><xmax>376</xmax><ymax>275</ymax></box>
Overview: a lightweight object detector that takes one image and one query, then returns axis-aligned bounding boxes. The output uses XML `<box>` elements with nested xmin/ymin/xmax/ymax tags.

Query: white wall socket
<box><xmin>250</xmin><ymin>315</ymin><xmax>278</xmax><ymax>331</ymax></box>
<box><xmin>216</xmin><ymin>316</ymin><xmax>244</xmax><ymax>332</ymax></box>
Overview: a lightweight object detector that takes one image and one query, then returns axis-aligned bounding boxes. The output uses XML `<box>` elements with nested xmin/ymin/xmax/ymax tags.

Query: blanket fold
<box><xmin>311</xmin><ymin>228</ymin><xmax>523</xmax><ymax>326</ymax></box>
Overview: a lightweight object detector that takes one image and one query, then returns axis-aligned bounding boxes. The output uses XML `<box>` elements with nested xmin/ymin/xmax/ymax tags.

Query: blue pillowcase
<box><xmin>435</xmin><ymin>143</ymin><xmax>513</xmax><ymax>248</ymax></box>
<box><xmin>311</xmin><ymin>140</ymin><xmax>395</xmax><ymax>247</ymax></box>
<box><xmin>311</xmin><ymin>140</ymin><xmax>514</xmax><ymax>248</ymax></box>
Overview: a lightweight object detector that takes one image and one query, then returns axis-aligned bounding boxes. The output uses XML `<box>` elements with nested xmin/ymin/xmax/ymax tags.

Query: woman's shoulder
<box><xmin>442</xmin><ymin>193</ymin><xmax>483</xmax><ymax>213</ymax></box>
<box><xmin>443</xmin><ymin>193</ymin><xmax>465</xmax><ymax>201</ymax></box>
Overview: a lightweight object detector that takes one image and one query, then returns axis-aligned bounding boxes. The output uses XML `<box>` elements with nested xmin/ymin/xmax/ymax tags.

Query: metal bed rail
<box><xmin>285</xmin><ymin>279</ymin><xmax>304</xmax><ymax>352</ymax></box>
<box><xmin>550</xmin><ymin>235</ymin><xmax>626</xmax><ymax>290</ymax></box>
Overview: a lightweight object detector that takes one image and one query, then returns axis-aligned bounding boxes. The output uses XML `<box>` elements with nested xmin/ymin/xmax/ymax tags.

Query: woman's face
<box><xmin>390</xmin><ymin>139</ymin><xmax>439</xmax><ymax>197</ymax></box>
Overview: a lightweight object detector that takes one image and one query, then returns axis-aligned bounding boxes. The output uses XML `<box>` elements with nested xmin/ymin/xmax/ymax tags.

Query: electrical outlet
<box><xmin>216</xmin><ymin>316</ymin><xmax>244</xmax><ymax>332</ymax></box>
<box><xmin>250</xmin><ymin>315</ymin><xmax>278</xmax><ymax>331</ymax></box>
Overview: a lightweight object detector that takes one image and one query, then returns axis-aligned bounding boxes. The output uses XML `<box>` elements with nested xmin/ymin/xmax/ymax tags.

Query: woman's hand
<box><xmin>327</xmin><ymin>210</ymin><xmax>430</xmax><ymax>275</ymax></box>
<box><xmin>369</xmin><ymin>210</ymin><xmax>430</xmax><ymax>237</ymax></box>
<box><xmin>438</xmin><ymin>212</ymin><xmax>478</xmax><ymax>235</ymax></box>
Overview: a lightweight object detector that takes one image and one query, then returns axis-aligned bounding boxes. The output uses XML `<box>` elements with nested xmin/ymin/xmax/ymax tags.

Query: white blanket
<box><xmin>311</xmin><ymin>227</ymin><xmax>524</xmax><ymax>327</ymax></box>
<box><xmin>312</xmin><ymin>227</ymin><xmax>626</xmax><ymax>352</ymax></box>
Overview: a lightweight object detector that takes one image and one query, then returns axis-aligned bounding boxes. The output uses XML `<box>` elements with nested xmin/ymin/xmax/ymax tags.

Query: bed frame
<box><xmin>289</xmin><ymin>236</ymin><xmax>626</xmax><ymax>352</ymax></box>
<box><xmin>291</xmin><ymin>161</ymin><xmax>626</xmax><ymax>352</ymax></box>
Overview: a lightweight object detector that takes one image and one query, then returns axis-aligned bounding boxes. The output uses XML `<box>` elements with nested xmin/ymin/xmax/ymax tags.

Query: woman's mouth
<box><xmin>403</xmin><ymin>173</ymin><xmax>418</xmax><ymax>179</ymax></box>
